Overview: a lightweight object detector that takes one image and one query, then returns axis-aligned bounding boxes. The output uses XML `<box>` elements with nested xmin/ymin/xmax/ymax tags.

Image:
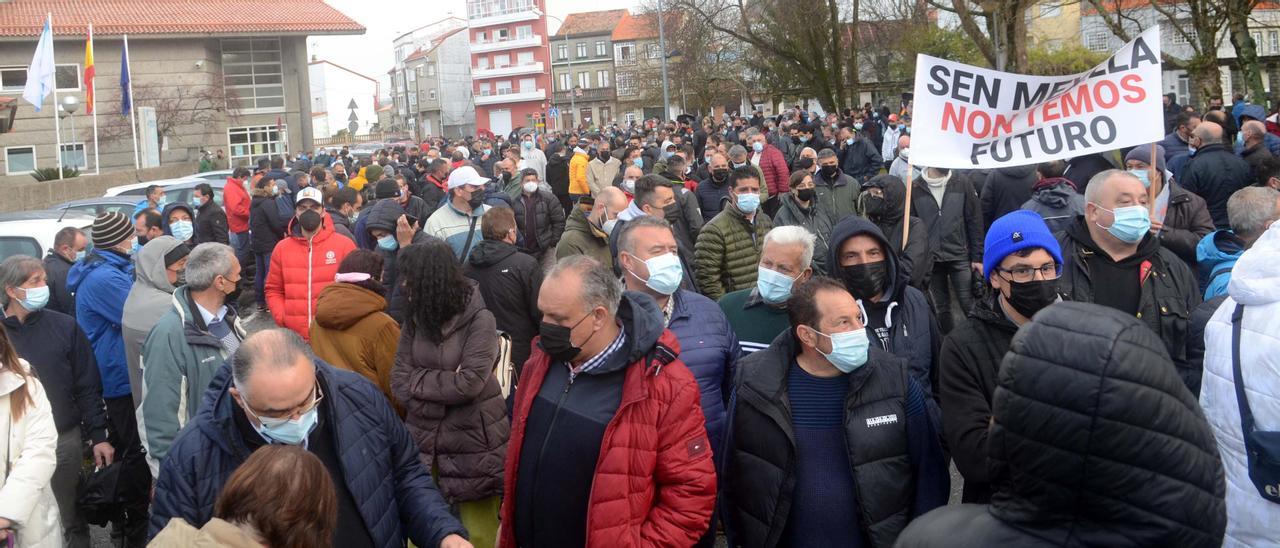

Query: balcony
<box><xmin>553</xmin><ymin>87</ymin><xmax>615</xmax><ymax>104</ymax></box>
<box><xmin>472</xmin><ymin>61</ymin><xmax>545</xmax><ymax>79</ymax></box>
<box><xmin>471</xmin><ymin>35</ymin><xmax>543</xmax><ymax>53</ymax></box>
<box><xmin>474</xmin><ymin>88</ymin><xmax>546</xmax><ymax>106</ymax></box>
<box><xmin>468</xmin><ymin>6</ymin><xmax>540</xmax><ymax>28</ymax></box>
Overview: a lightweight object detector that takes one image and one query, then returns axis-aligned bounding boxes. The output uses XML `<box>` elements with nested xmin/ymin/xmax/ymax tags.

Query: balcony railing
<box><xmin>472</xmin><ymin>61</ymin><xmax>545</xmax><ymax>79</ymax></box>
<box><xmin>471</xmin><ymin>35</ymin><xmax>543</xmax><ymax>53</ymax></box>
<box><xmin>553</xmin><ymin>87</ymin><xmax>614</xmax><ymax>103</ymax></box>
<box><xmin>468</xmin><ymin>5</ymin><xmax>540</xmax><ymax>27</ymax></box>
<box><xmin>474</xmin><ymin>88</ymin><xmax>546</xmax><ymax>105</ymax></box>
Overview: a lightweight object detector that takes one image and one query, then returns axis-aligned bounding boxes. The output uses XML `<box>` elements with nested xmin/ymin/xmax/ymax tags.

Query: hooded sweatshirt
<box><xmin>827</xmin><ymin>217</ymin><xmax>940</xmax><ymax>401</ymax></box>
<box><xmin>1196</xmin><ymin>229</ymin><xmax>1246</xmax><ymax>300</ymax></box>
<box><xmin>123</xmin><ymin>235</ymin><xmax>184</xmax><ymax>403</ymax></box>
<box><xmin>309</xmin><ymin>282</ymin><xmax>402</xmax><ymax>417</ymax></box>
<box><xmin>161</xmin><ymin>203</ymin><xmax>196</xmax><ymax>245</ymax></box>
<box><xmin>1021</xmin><ymin>177</ymin><xmax>1085</xmax><ymax>233</ymax></box>
<box><xmin>863</xmin><ymin>174</ymin><xmax>931</xmax><ymax>287</ymax></box>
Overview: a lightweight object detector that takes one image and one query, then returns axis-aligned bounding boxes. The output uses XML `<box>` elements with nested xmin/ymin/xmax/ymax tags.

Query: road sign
<box><xmin>348</xmin><ymin>121</ymin><xmax>359</xmax><ymax>134</ymax></box>
<box><xmin>348</xmin><ymin>111</ymin><xmax>359</xmax><ymax>122</ymax></box>
<box><xmin>548</xmin><ymin>106</ymin><xmax>560</xmax><ymax>117</ymax></box>
<box><xmin>347</xmin><ymin>99</ymin><xmax>358</xmax><ymax>110</ymax></box>
<box><xmin>536</xmin><ymin>122</ymin><xmax>545</xmax><ymax>129</ymax></box>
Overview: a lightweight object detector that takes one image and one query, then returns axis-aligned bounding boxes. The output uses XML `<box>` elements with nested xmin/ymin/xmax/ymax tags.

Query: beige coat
<box><xmin>0</xmin><ymin>360</ymin><xmax>60</xmax><ymax>548</ymax></box>
<box><xmin>149</xmin><ymin>517</ymin><xmax>262</xmax><ymax>547</ymax></box>
<box><xmin>586</xmin><ymin>157</ymin><xmax>621</xmax><ymax>197</ymax></box>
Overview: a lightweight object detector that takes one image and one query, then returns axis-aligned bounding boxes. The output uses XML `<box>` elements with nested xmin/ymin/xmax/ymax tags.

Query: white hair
<box><xmin>763</xmin><ymin>226</ymin><xmax>816</xmax><ymax>268</ymax></box>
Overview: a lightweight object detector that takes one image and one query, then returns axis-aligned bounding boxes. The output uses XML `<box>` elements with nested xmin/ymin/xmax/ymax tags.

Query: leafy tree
<box><xmin>1026</xmin><ymin>43</ymin><xmax>1109</xmax><ymax>76</ymax></box>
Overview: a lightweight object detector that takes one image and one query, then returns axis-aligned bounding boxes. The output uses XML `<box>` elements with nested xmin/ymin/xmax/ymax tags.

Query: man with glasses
<box><xmin>938</xmin><ymin>210</ymin><xmax>1064</xmax><ymax>504</ymax></box>
<box><xmin>150</xmin><ymin>329</ymin><xmax>473</xmax><ymax>548</ymax></box>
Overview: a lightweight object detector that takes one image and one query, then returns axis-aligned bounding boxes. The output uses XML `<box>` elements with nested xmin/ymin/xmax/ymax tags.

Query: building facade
<box><xmin>308</xmin><ymin>59</ymin><xmax>379</xmax><ymax>141</ymax></box>
<box><xmin>1028</xmin><ymin>1</ymin><xmax>1082</xmax><ymax>50</ymax></box>
<box><xmin>391</xmin><ymin>17</ymin><xmax>472</xmax><ymax>140</ymax></box>
<box><xmin>466</xmin><ymin>0</ymin><xmax>551</xmax><ymax>137</ymax></box>
<box><xmin>611</xmin><ymin>11</ymin><xmax>680</xmax><ymax>124</ymax></box>
<box><xmin>0</xmin><ymin>0</ymin><xmax>362</xmax><ymax>180</ymax></box>
<box><xmin>551</xmin><ymin>9</ymin><xmax>626</xmax><ymax>130</ymax></box>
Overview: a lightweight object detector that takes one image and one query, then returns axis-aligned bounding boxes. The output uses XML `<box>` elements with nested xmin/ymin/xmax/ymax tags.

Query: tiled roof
<box><xmin>610</xmin><ymin>10</ymin><xmax>680</xmax><ymax>42</ymax></box>
<box><xmin>404</xmin><ymin>26</ymin><xmax>466</xmax><ymax>62</ymax></box>
<box><xmin>554</xmin><ymin>9</ymin><xmax>626</xmax><ymax>38</ymax></box>
<box><xmin>0</xmin><ymin>0</ymin><xmax>365</xmax><ymax>38</ymax></box>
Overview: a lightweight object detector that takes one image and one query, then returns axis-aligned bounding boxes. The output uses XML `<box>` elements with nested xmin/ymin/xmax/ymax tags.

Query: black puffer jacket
<box><xmin>896</xmin><ymin>302</ymin><xmax>1227</xmax><ymax>548</ymax></box>
<box><xmin>465</xmin><ymin>239</ymin><xmax>543</xmax><ymax>372</ymax></box>
<box><xmin>248</xmin><ymin>190</ymin><xmax>287</xmax><ymax>254</ymax></box>
<box><xmin>981</xmin><ymin>166</ymin><xmax>1037</xmax><ymax>230</ymax></box>
<box><xmin>937</xmin><ymin>295</ymin><xmax>1018</xmax><ymax>504</ymax></box>
<box><xmin>1180</xmin><ymin>142</ymin><xmax>1252</xmax><ymax>229</ymax></box>
<box><xmin>910</xmin><ymin>172</ymin><xmax>984</xmax><ymax>264</ymax></box>
<box><xmin>511</xmin><ymin>190</ymin><xmax>566</xmax><ymax>255</ymax></box>
<box><xmin>1062</xmin><ymin>152</ymin><xmax>1115</xmax><ymax>195</ymax></box>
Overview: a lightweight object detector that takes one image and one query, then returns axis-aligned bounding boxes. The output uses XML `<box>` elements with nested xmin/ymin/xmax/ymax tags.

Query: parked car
<box><xmin>192</xmin><ymin>169</ymin><xmax>233</xmax><ymax>181</ymax></box>
<box><xmin>0</xmin><ymin>210</ymin><xmax>96</xmax><ymax>262</ymax></box>
<box><xmin>53</xmin><ymin>196</ymin><xmax>139</xmax><ymax>218</ymax></box>
<box><xmin>104</xmin><ymin>177</ymin><xmax>225</xmax><ymax>208</ymax></box>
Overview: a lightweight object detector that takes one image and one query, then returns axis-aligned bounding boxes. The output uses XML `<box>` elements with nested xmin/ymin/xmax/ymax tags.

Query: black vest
<box><xmin>725</xmin><ymin>331</ymin><xmax>912</xmax><ymax>548</ymax></box>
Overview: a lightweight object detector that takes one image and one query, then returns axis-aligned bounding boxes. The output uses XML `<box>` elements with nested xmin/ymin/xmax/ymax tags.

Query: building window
<box><xmin>1040</xmin><ymin>2</ymin><xmax>1062</xmax><ymax>17</ymax></box>
<box><xmin>59</xmin><ymin>143</ymin><xmax>86</xmax><ymax>169</ymax></box>
<box><xmin>517</xmin><ymin>51</ymin><xmax>534</xmax><ymax>65</ymax></box>
<box><xmin>617</xmin><ymin>71</ymin><xmax>635</xmax><ymax>95</ymax></box>
<box><xmin>517</xmin><ymin>25</ymin><xmax>533</xmax><ymax>39</ymax></box>
<box><xmin>479</xmin><ymin>82</ymin><xmax>491</xmax><ymax>95</ymax></box>
<box><xmin>597</xmin><ymin>70</ymin><xmax>610</xmax><ymax>87</ymax></box>
<box><xmin>497</xmin><ymin>28</ymin><xmax>510</xmax><ymax>40</ymax></box>
<box><xmin>596</xmin><ymin>41</ymin><xmax>607</xmax><ymax>56</ymax></box>
<box><xmin>1255</xmin><ymin>32</ymin><xmax>1264</xmax><ymax>50</ymax></box>
<box><xmin>0</xmin><ymin>64</ymin><xmax>81</xmax><ymax>92</ymax></box>
<box><xmin>476</xmin><ymin>31</ymin><xmax>487</xmax><ymax>43</ymax></box>
<box><xmin>519</xmin><ymin>77</ymin><xmax>535</xmax><ymax>92</ymax></box>
<box><xmin>646</xmin><ymin>43</ymin><xmax>662</xmax><ymax>59</ymax></box>
<box><xmin>616</xmin><ymin>44</ymin><xmax>635</xmax><ymax>64</ymax></box>
<box><xmin>4</xmin><ymin>146</ymin><xmax>35</xmax><ymax>174</ymax></box>
<box><xmin>496</xmin><ymin>80</ymin><xmax>512</xmax><ymax>93</ymax></box>
<box><xmin>477</xmin><ymin>56</ymin><xmax>491</xmax><ymax>69</ymax></box>
<box><xmin>1166</xmin><ymin>22</ymin><xmax>1195</xmax><ymax>45</ymax></box>
<box><xmin>1271</xmin><ymin>30</ymin><xmax>1279</xmax><ymax>54</ymax></box>
<box><xmin>578</xmin><ymin>71</ymin><xmax>590</xmax><ymax>89</ymax></box>
<box><xmin>494</xmin><ymin>53</ymin><xmax>510</xmax><ymax>68</ymax></box>
<box><xmin>625</xmin><ymin>111</ymin><xmax>636</xmax><ymax>124</ymax></box>
<box><xmin>429</xmin><ymin>89</ymin><xmax>437</xmax><ymax>100</ymax></box>
<box><xmin>227</xmin><ymin>125</ymin><xmax>286</xmax><ymax>165</ymax></box>
<box><xmin>427</xmin><ymin>63</ymin><xmax>437</xmax><ymax>76</ymax></box>
<box><xmin>468</xmin><ymin>0</ymin><xmax>535</xmax><ymax>19</ymax></box>
<box><xmin>576</xmin><ymin>42</ymin><xmax>588</xmax><ymax>58</ymax></box>
<box><xmin>1085</xmin><ymin>30</ymin><xmax>1110</xmax><ymax>52</ymax></box>
<box><xmin>558</xmin><ymin>73</ymin><xmax>571</xmax><ymax>91</ymax></box>
<box><xmin>221</xmin><ymin>39</ymin><xmax>285</xmax><ymax>113</ymax></box>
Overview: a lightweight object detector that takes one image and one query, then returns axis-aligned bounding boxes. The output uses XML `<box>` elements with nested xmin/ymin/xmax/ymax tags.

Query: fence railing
<box><xmin>314</xmin><ymin>132</ymin><xmax>412</xmax><ymax>147</ymax></box>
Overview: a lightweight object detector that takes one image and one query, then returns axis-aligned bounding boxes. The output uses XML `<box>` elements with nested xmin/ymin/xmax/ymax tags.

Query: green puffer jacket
<box><xmin>555</xmin><ymin>206</ymin><xmax>614</xmax><ymax>269</ymax></box>
<box><xmin>694</xmin><ymin>203</ymin><xmax>773</xmax><ymax>300</ymax></box>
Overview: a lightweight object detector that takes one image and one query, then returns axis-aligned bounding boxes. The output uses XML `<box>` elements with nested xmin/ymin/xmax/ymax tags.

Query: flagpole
<box><xmin>49</xmin><ymin>12</ymin><xmax>63</xmax><ymax>180</ymax></box>
<box><xmin>125</xmin><ymin>34</ymin><xmax>139</xmax><ymax>170</ymax></box>
<box><xmin>89</xmin><ymin>23</ymin><xmax>99</xmax><ymax>175</ymax></box>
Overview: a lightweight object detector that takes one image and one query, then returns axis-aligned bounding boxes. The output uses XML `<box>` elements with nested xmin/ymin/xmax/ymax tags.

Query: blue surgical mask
<box><xmin>253</xmin><ymin>406</ymin><xmax>319</xmax><ymax>445</ymax></box>
<box><xmin>75</xmin><ymin>250</ymin><xmax>86</xmax><ymax>262</ymax></box>
<box><xmin>799</xmin><ymin>136</ymin><xmax>810</xmax><ymax>143</ymax></box>
<box><xmin>1094</xmin><ymin>203</ymin><xmax>1152</xmax><ymax>243</ymax></box>
<box><xmin>736</xmin><ymin>192</ymin><xmax>761</xmax><ymax>213</ymax></box>
<box><xmin>131</xmin><ymin>240</ymin><xmax>142</xmax><ymax>255</ymax></box>
<box><xmin>1188</xmin><ymin>146</ymin><xmax>1198</xmax><ymax>156</ymax></box>
<box><xmin>854</xmin><ymin>123</ymin><xmax>864</xmax><ymax>131</ymax></box>
<box><xmin>16</xmin><ymin>285</ymin><xmax>49</xmax><ymax>312</ymax></box>
<box><xmin>662</xmin><ymin>151</ymin><xmax>674</xmax><ymax>160</ymax></box>
<box><xmin>170</xmin><ymin>220</ymin><xmax>194</xmax><ymax>242</ymax></box>
<box><xmin>377</xmin><ymin>235</ymin><xmax>398</xmax><ymax>251</ymax></box>
<box><xmin>813</xmin><ymin>328</ymin><xmax>871</xmax><ymax>373</ymax></box>
<box><xmin>845</xmin><ymin>138</ymin><xmax>855</xmax><ymax>146</ymax></box>
<box><xmin>627</xmin><ymin>252</ymin><xmax>682</xmax><ymax>295</ymax></box>
<box><xmin>522</xmin><ymin>140</ymin><xmax>534</xmax><ymax>150</ymax></box>
<box><xmin>1128</xmin><ymin>169</ymin><xmax>1151</xmax><ymax>188</ymax></box>
<box><xmin>752</xmin><ymin>142</ymin><xmax>764</xmax><ymax>153</ymax></box>
<box><xmin>632</xmin><ymin>157</ymin><xmax>644</xmax><ymax>168</ymax></box>
<box><xmin>756</xmin><ymin>266</ymin><xmax>798</xmax><ymax>304</ymax></box>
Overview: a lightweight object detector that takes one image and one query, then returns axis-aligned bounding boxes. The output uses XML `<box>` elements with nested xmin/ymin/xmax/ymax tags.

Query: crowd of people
<box><xmin>0</xmin><ymin>99</ymin><xmax>1277</xmax><ymax>548</ymax></box>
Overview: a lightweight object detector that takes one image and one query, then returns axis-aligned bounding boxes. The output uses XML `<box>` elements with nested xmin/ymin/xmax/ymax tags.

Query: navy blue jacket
<box><xmin>150</xmin><ymin>361</ymin><xmax>467</xmax><ymax>548</ymax></box>
<box><xmin>67</xmin><ymin>250</ymin><xmax>135</xmax><ymax>399</ymax></box>
<box><xmin>668</xmin><ymin>289</ymin><xmax>740</xmax><ymax>459</ymax></box>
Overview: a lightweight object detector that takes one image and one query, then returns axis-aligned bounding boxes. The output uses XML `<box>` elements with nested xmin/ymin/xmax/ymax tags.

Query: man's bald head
<box><xmin>598</xmin><ymin>186</ymin><xmax>629</xmax><ymax>214</ymax></box>
<box><xmin>232</xmin><ymin>329</ymin><xmax>314</xmax><ymax>392</ymax></box>
<box><xmin>1194</xmin><ymin>121</ymin><xmax>1223</xmax><ymax>145</ymax></box>
<box><xmin>898</xmin><ymin>135</ymin><xmax>910</xmax><ymax>149</ymax></box>
<box><xmin>1243</xmin><ymin>120</ymin><xmax>1266</xmax><ymax>140</ymax></box>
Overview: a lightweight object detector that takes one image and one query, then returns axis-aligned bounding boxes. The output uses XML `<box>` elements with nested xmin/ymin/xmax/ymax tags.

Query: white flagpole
<box><xmin>49</xmin><ymin>12</ymin><xmax>64</xmax><ymax>180</ymax></box>
<box><xmin>90</xmin><ymin>23</ymin><xmax>99</xmax><ymax>175</ymax></box>
<box><xmin>125</xmin><ymin>34</ymin><xmax>138</xmax><ymax>170</ymax></box>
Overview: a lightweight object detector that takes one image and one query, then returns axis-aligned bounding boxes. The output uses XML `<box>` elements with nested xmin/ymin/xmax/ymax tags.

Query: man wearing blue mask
<box><xmin>695</xmin><ymin>169</ymin><xmax>774</xmax><ymax>300</ymax></box>
<box><xmin>722</xmin><ymin>276</ymin><xmax>948</xmax><ymax>548</ymax></box>
<box><xmin>617</xmin><ymin>217</ymin><xmax>739</xmax><ymax>546</ymax></box>
<box><xmin>720</xmin><ymin>226</ymin><xmax>815</xmax><ymax>354</ymax></box>
<box><xmin>1058</xmin><ymin>169</ymin><xmax>1200</xmax><ymax>380</ymax></box>
<box><xmin>151</xmin><ymin>329</ymin><xmax>472</xmax><ymax>548</ymax></box>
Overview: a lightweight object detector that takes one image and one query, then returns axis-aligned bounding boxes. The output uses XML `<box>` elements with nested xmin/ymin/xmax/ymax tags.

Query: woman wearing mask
<box><xmin>248</xmin><ymin>178</ymin><xmax>287</xmax><ymax>313</ymax></box>
<box><xmin>151</xmin><ymin>445</ymin><xmax>337</xmax><ymax>548</ymax></box>
<box><xmin>773</xmin><ymin>170</ymin><xmax>833</xmax><ymax>273</ymax></box>
<box><xmin>391</xmin><ymin>241</ymin><xmax>508</xmax><ymax>548</ymax></box>
<box><xmin>308</xmin><ymin>250</ymin><xmax>403</xmax><ymax>417</ymax></box>
<box><xmin>0</xmin><ymin>323</ymin><xmax>61</xmax><ymax>548</ymax></box>
<box><xmin>121</xmin><ymin>236</ymin><xmax>189</xmax><ymax>403</ymax></box>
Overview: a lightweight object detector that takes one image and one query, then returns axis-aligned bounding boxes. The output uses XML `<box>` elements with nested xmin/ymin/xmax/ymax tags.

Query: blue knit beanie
<box><xmin>983</xmin><ymin>210</ymin><xmax>1064</xmax><ymax>282</ymax></box>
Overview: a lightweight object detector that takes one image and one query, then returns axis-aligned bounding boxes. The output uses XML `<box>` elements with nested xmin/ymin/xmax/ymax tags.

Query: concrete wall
<box><xmin>0</xmin><ymin>161</ymin><xmax>198</xmax><ymax>213</ymax></box>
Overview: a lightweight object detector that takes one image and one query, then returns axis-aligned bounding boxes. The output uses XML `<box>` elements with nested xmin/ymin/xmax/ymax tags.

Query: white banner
<box><xmin>910</xmin><ymin>26</ymin><xmax>1163</xmax><ymax>170</ymax></box>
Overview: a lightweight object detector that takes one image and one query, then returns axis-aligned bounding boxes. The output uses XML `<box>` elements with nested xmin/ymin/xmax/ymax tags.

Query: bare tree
<box><xmin>96</xmin><ymin>80</ymin><xmax>237</xmax><ymax>145</ymax></box>
<box><xmin>633</xmin><ymin>2</ymin><xmax>745</xmax><ymax>114</ymax></box>
<box><xmin>1224</xmin><ymin>0</ymin><xmax>1267</xmax><ymax>103</ymax></box>
<box><xmin>1083</xmin><ymin>0</ymin><xmax>1224</xmax><ymax>105</ymax></box>
<box><xmin>926</xmin><ymin>0</ymin><xmax>1037</xmax><ymax>72</ymax></box>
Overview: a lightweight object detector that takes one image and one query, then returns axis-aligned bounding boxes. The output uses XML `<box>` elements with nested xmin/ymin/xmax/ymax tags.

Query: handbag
<box><xmin>1230</xmin><ymin>304</ymin><xmax>1280</xmax><ymax>504</ymax></box>
<box><xmin>494</xmin><ymin>331</ymin><xmax>515</xmax><ymax>399</ymax></box>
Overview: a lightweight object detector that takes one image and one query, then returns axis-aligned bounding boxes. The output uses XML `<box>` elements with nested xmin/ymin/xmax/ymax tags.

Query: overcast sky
<box><xmin>310</xmin><ymin>0</ymin><xmax>641</xmax><ymax>78</ymax></box>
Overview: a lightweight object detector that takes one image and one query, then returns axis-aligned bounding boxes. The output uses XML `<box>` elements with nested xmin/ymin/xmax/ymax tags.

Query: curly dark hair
<box><xmin>399</xmin><ymin>240</ymin><xmax>471</xmax><ymax>343</ymax></box>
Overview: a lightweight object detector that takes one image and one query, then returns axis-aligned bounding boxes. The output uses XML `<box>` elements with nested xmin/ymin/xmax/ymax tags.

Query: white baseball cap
<box><xmin>296</xmin><ymin>187</ymin><xmax>323</xmax><ymax>205</ymax></box>
<box><xmin>447</xmin><ymin>166</ymin><xmax>489</xmax><ymax>190</ymax></box>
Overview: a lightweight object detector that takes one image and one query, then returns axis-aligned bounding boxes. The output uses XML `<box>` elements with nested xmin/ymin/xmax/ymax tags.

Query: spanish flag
<box><xmin>84</xmin><ymin>24</ymin><xmax>95</xmax><ymax>114</ymax></box>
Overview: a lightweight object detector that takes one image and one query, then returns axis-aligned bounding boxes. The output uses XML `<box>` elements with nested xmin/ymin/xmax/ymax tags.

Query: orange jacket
<box><xmin>264</xmin><ymin>212</ymin><xmax>356</xmax><ymax>341</ymax></box>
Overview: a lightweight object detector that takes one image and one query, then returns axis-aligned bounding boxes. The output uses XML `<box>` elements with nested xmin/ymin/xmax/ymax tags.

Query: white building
<box><xmin>307</xmin><ymin>59</ymin><xmax>379</xmax><ymax>141</ymax></box>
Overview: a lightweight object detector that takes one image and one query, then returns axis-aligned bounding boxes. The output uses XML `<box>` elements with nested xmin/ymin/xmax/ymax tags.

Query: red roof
<box><xmin>554</xmin><ymin>9</ymin><xmax>627</xmax><ymax>38</ymax></box>
<box><xmin>0</xmin><ymin>0</ymin><xmax>365</xmax><ymax>38</ymax></box>
<box><xmin>611</xmin><ymin>10</ymin><xmax>681</xmax><ymax>42</ymax></box>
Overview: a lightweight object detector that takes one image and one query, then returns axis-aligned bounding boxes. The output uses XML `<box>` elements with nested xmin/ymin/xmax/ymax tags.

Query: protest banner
<box><xmin>909</xmin><ymin>26</ymin><xmax>1162</xmax><ymax>170</ymax></box>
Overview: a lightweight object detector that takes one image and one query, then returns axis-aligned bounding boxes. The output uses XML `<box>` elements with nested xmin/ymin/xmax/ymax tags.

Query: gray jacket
<box><xmin>122</xmin><ymin>235</ymin><xmax>184</xmax><ymax>403</ymax></box>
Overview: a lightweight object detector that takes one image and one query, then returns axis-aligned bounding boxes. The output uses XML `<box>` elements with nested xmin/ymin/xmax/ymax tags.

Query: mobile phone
<box><xmin>404</xmin><ymin>214</ymin><xmax>419</xmax><ymax>227</ymax></box>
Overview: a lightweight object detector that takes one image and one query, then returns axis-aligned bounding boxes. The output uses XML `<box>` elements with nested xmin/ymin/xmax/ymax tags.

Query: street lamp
<box><xmin>59</xmin><ymin>96</ymin><xmax>80</xmax><ymax>169</ymax></box>
<box><xmin>540</xmin><ymin>12</ymin><xmax>574</xmax><ymax>132</ymax></box>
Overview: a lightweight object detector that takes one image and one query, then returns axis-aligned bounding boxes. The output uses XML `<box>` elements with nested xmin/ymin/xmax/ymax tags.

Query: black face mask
<box><xmin>663</xmin><ymin>203</ymin><xmax>682</xmax><ymax>224</ymax></box>
<box><xmin>468</xmin><ymin>191</ymin><xmax>486</xmax><ymax>209</ymax></box>
<box><xmin>796</xmin><ymin>188</ymin><xmax>816</xmax><ymax>202</ymax></box>
<box><xmin>297</xmin><ymin>210</ymin><xmax>323</xmax><ymax>232</ymax></box>
<box><xmin>1005</xmin><ymin>278</ymin><xmax>1060</xmax><ymax>318</ymax></box>
<box><xmin>599</xmin><ymin>151</ymin><xmax>612</xmax><ymax>162</ymax></box>
<box><xmin>862</xmin><ymin>194</ymin><xmax>886</xmax><ymax>221</ymax></box>
<box><xmin>841</xmin><ymin>261</ymin><xmax>889</xmax><ymax>301</ymax></box>
<box><xmin>820</xmin><ymin>165</ymin><xmax>840</xmax><ymax>178</ymax></box>
<box><xmin>538</xmin><ymin>313</ymin><xmax>593</xmax><ymax>363</ymax></box>
<box><xmin>711</xmin><ymin>169</ymin><xmax>729</xmax><ymax>182</ymax></box>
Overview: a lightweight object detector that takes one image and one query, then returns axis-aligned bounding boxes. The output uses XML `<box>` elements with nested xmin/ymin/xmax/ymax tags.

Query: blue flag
<box><xmin>120</xmin><ymin>35</ymin><xmax>131</xmax><ymax>116</ymax></box>
<box><xmin>22</xmin><ymin>18</ymin><xmax>55</xmax><ymax>111</ymax></box>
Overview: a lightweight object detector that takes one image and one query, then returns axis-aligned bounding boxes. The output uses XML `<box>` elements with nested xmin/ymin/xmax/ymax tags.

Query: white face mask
<box><xmin>522</xmin><ymin>181</ymin><xmax>539</xmax><ymax>194</ymax></box>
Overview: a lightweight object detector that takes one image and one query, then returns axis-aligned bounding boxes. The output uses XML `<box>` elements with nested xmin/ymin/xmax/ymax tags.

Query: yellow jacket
<box><xmin>569</xmin><ymin>151</ymin><xmax>590</xmax><ymax>195</ymax></box>
<box><xmin>348</xmin><ymin>167</ymin><xmax>369</xmax><ymax>191</ymax></box>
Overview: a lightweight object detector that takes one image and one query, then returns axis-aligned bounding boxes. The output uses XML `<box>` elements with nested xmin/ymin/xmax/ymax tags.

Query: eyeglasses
<box><xmin>242</xmin><ymin>382</ymin><xmax>324</xmax><ymax>426</ymax></box>
<box><xmin>995</xmin><ymin>263</ymin><xmax>1061</xmax><ymax>283</ymax></box>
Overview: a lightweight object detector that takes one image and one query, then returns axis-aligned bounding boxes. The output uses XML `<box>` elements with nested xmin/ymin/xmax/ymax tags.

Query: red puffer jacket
<box><xmin>264</xmin><ymin>213</ymin><xmax>355</xmax><ymax>341</ymax></box>
<box><xmin>759</xmin><ymin>144</ymin><xmax>791</xmax><ymax>196</ymax></box>
<box><xmin>498</xmin><ymin>330</ymin><xmax>717</xmax><ymax>548</ymax></box>
<box><xmin>223</xmin><ymin>176</ymin><xmax>250</xmax><ymax>233</ymax></box>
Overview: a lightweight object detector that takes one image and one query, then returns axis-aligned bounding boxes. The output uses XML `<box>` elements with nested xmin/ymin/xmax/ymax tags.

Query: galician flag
<box><xmin>120</xmin><ymin>35</ymin><xmax>132</xmax><ymax>116</ymax></box>
<box><xmin>84</xmin><ymin>25</ymin><xmax>95</xmax><ymax>114</ymax></box>
<box><xmin>22</xmin><ymin>17</ymin><xmax>56</xmax><ymax>111</ymax></box>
